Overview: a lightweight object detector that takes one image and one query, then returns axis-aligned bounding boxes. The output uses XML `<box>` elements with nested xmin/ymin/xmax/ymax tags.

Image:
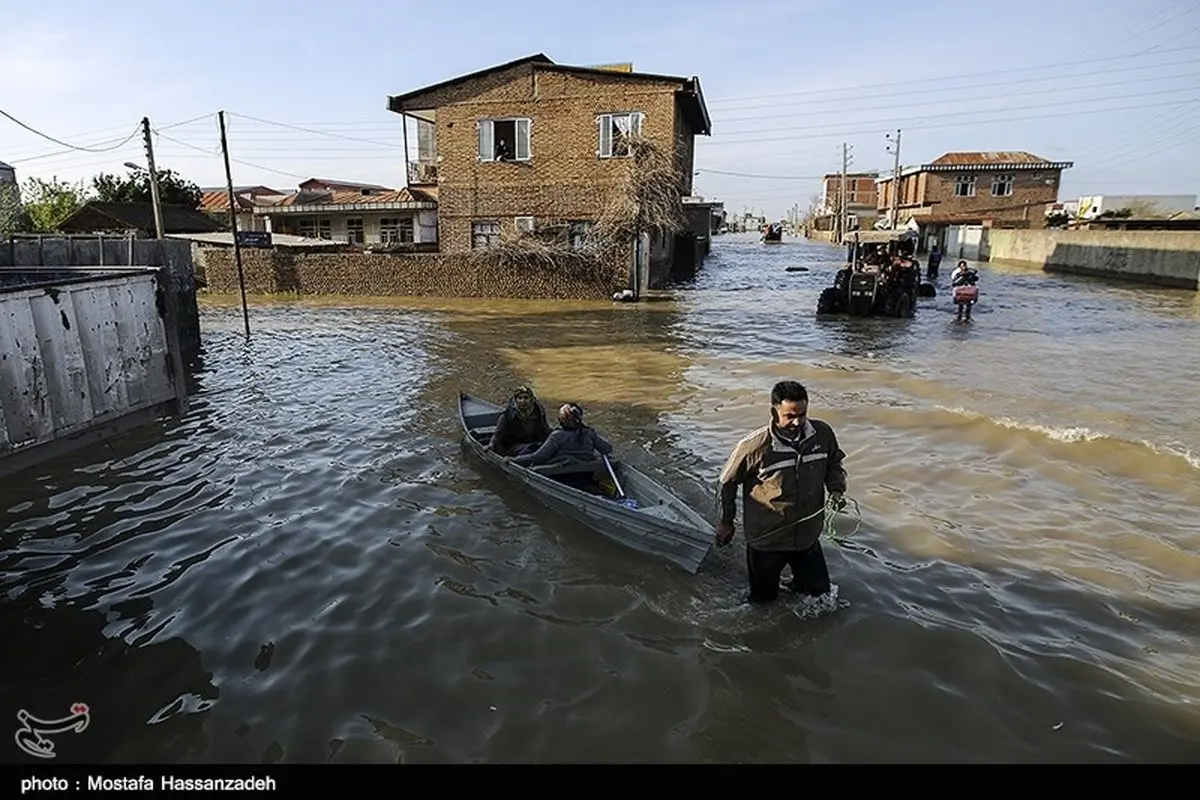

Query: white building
<box><xmin>1076</xmin><ymin>194</ymin><xmax>1196</xmax><ymax>219</ymax></box>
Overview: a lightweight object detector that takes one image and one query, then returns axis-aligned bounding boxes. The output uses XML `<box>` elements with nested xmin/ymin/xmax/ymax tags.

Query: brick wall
<box><xmin>198</xmin><ymin>247</ymin><xmax>626</xmax><ymax>299</ymax></box>
<box><xmin>425</xmin><ymin>66</ymin><xmax>691</xmax><ymax>253</ymax></box>
<box><xmin>881</xmin><ymin>168</ymin><xmax>1064</xmax><ymax>225</ymax></box>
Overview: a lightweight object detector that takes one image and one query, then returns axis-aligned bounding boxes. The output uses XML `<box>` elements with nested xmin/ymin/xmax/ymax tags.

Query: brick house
<box><xmin>386</xmin><ymin>53</ymin><xmax>712</xmax><ymax>288</ymax></box>
<box><xmin>816</xmin><ymin>171</ymin><xmax>879</xmax><ymax>233</ymax></box>
<box><xmin>875</xmin><ymin>151</ymin><xmax>1073</xmax><ymax>256</ymax></box>
<box><xmin>247</xmin><ymin>179</ymin><xmax>439</xmax><ymax>248</ymax></box>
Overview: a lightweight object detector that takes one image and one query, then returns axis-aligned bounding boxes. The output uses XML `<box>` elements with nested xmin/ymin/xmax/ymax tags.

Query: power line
<box><xmin>702</xmin><ymin>44</ymin><xmax>1200</xmax><ymax>106</ymax></box>
<box><xmin>695</xmin><ymin>96</ymin><xmax>1200</xmax><ymax>146</ymax></box>
<box><xmin>0</xmin><ymin>107</ymin><xmax>141</xmax><ymax>153</ymax></box>
<box><xmin>705</xmin><ymin>86</ymin><xmax>1200</xmax><ymax>142</ymax></box>
<box><xmin>713</xmin><ymin>63</ymin><xmax>1200</xmax><ymax>123</ymax></box>
<box><xmin>697</xmin><ymin>168</ymin><xmax>828</xmax><ymax>180</ymax></box>
<box><xmin>226</xmin><ymin>111</ymin><xmax>403</xmax><ymax>148</ymax></box>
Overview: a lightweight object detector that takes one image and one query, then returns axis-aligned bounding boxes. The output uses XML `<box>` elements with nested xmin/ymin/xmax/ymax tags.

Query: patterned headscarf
<box><xmin>558</xmin><ymin>403</ymin><xmax>583</xmax><ymax>429</ymax></box>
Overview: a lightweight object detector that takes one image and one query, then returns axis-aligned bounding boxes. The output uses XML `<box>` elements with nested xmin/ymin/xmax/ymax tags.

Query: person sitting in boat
<box><xmin>509</xmin><ymin>402</ymin><xmax>613</xmax><ymax>471</ymax></box>
<box><xmin>488</xmin><ymin>385</ymin><xmax>552</xmax><ymax>457</ymax></box>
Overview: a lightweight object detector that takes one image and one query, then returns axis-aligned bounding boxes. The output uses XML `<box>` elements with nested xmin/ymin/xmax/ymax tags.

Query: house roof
<box><xmin>58</xmin><ymin>202</ymin><xmax>226</xmax><ymax>234</ymax></box>
<box><xmin>299</xmin><ymin>177</ymin><xmax>394</xmax><ymax>191</ymax></box>
<box><xmin>923</xmin><ymin>151</ymin><xmax>1074</xmax><ymax>171</ymax></box>
<box><xmin>199</xmin><ymin>190</ymin><xmax>254</xmax><ymax>213</ymax></box>
<box><xmin>386</xmin><ymin>53</ymin><xmax>712</xmax><ymax>135</ymax></box>
<box><xmin>254</xmin><ymin>186</ymin><xmax>437</xmax><ymax>214</ymax></box>
<box><xmin>198</xmin><ymin>185</ymin><xmax>282</xmax><ymax>195</ymax></box>
<box><xmin>387</xmin><ymin>53</ymin><xmax>553</xmax><ymax>110</ymax></box>
<box><xmin>0</xmin><ymin>160</ymin><xmax>13</xmax><ymax>170</ymax></box>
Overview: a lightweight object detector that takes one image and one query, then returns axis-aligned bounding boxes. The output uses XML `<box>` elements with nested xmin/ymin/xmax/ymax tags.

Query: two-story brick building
<box><xmin>386</xmin><ymin>53</ymin><xmax>712</xmax><ymax>289</ymax></box>
<box><xmin>876</xmin><ymin>151</ymin><xmax>1073</xmax><ymax>256</ymax></box>
<box><xmin>816</xmin><ymin>171</ymin><xmax>879</xmax><ymax>235</ymax></box>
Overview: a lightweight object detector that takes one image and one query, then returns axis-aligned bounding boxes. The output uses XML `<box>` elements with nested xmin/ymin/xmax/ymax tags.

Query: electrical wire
<box><xmin>0</xmin><ymin>108</ymin><xmax>140</xmax><ymax>153</ymax></box>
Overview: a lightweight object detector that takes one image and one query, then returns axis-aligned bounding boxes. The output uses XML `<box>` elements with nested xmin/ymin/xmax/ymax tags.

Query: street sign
<box><xmin>236</xmin><ymin>230</ymin><xmax>272</xmax><ymax>248</ymax></box>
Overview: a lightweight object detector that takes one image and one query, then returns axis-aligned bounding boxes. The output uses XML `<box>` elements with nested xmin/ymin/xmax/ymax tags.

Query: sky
<box><xmin>2</xmin><ymin>0</ymin><xmax>1198</xmax><ymax>221</ymax></box>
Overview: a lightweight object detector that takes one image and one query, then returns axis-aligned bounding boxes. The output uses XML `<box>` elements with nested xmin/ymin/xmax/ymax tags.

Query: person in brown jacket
<box><xmin>715</xmin><ymin>380</ymin><xmax>847</xmax><ymax>604</ymax></box>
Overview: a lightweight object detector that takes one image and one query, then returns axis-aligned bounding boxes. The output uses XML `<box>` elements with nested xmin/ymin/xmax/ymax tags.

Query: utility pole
<box><xmin>839</xmin><ymin>142</ymin><xmax>850</xmax><ymax>242</ymax></box>
<box><xmin>886</xmin><ymin>129</ymin><xmax>902</xmax><ymax>229</ymax></box>
<box><xmin>141</xmin><ymin>117</ymin><xmax>165</xmax><ymax>239</ymax></box>
<box><xmin>217</xmin><ymin>111</ymin><xmax>251</xmax><ymax>340</ymax></box>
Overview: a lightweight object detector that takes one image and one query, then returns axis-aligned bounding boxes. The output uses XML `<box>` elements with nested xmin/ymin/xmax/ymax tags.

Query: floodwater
<box><xmin>2</xmin><ymin>231</ymin><xmax>1198</xmax><ymax>763</ymax></box>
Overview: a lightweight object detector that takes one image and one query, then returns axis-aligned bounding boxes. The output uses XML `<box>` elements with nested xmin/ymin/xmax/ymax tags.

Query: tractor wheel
<box><xmin>817</xmin><ymin>287</ymin><xmax>842</xmax><ymax>315</ymax></box>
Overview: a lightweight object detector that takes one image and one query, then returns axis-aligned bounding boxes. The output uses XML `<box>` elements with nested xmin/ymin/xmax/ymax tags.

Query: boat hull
<box><xmin>458</xmin><ymin>392</ymin><xmax>714</xmax><ymax>573</ymax></box>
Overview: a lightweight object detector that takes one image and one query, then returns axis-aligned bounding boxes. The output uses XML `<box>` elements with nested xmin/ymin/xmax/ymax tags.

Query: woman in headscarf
<box><xmin>510</xmin><ymin>402</ymin><xmax>613</xmax><ymax>471</ymax></box>
<box><xmin>488</xmin><ymin>385</ymin><xmax>552</xmax><ymax>456</ymax></box>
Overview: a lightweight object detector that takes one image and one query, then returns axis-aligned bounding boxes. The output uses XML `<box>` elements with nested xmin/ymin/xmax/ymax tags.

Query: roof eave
<box><xmin>255</xmin><ymin>201</ymin><xmax>437</xmax><ymax>214</ymax></box>
<box><xmin>387</xmin><ymin>53</ymin><xmax>553</xmax><ymax>113</ymax></box>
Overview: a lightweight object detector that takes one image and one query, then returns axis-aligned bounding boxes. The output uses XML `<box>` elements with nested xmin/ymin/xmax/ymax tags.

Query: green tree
<box><xmin>17</xmin><ymin>176</ymin><xmax>91</xmax><ymax>233</ymax></box>
<box><xmin>92</xmin><ymin>166</ymin><xmax>201</xmax><ymax>208</ymax></box>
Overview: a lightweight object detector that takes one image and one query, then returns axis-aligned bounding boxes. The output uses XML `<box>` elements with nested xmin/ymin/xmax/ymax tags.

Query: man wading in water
<box><xmin>715</xmin><ymin>381</ymin><xmax>847</xmax><ymax>605</ymax></box>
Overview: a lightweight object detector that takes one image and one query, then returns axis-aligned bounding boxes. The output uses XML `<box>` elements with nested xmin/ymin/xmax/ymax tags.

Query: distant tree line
<box><xmin>0</xmin><ymin>166</ymin><xmax>202</xmax><ymax>235</ymax></box>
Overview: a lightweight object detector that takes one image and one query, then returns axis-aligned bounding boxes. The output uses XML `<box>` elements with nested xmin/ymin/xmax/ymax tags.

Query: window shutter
<box><xmin>477</xmin><ymin>120</ymin><xmax>493</xmax><ymax>161</ymax></box>
<box><xmin>516</xmin><ymin>118</ymin><xmax>531</xmax><ymax>160</ymax></box>
<box><xmin>598</xmin><ymin>114</ymin><xmax>611</xmax><ymax>157</ymax></box>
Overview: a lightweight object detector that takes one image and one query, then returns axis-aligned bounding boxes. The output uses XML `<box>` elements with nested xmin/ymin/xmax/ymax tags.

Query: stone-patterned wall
<box><xmin>198</xmin><ymin>247</ymin><xmax>626</xmax><ymax>299</ymax></box>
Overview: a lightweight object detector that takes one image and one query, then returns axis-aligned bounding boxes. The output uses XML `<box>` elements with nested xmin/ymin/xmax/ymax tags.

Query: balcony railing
<box><xmin>407</xmin><ymin>161</ymin><xmax>438</xmax><ymax>185</ymax></box>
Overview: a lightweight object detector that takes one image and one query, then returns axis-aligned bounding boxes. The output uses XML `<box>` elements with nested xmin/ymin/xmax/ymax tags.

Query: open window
<box><xmin>598</xmin><ymin>112</ymin><xmax>644</xmax><ymax>158</ymax></box>
<box><xmin>478</xmin><ymin>118</ymin><xmax>531</xmax><ymax>162</ymax></box>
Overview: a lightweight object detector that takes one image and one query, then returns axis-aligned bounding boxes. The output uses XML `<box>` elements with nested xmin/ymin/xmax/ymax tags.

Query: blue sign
<box><xmin>236</xmin><ymin>230</ymin><xmax>272</xmax><ymax>248</ymax></box>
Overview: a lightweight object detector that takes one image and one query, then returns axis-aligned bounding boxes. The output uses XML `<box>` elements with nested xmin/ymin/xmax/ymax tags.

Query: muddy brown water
<box><xmin>2</xmin><ymin>232</ymin><xmax>1198</xmax><ymax>762</ymax></box>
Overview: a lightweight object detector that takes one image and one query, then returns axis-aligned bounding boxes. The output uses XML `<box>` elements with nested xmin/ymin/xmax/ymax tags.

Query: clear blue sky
<box><xmin>2</xmin><ymin>0</ymin><xmax>1198</xmax><ymax>220</ymax></box>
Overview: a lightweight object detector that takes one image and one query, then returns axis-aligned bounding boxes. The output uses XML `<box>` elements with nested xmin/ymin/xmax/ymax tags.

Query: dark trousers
<box><xmin>746</xmin><ymin>540</ymin><xmax>831</xmax><ymax>603</ymax></box>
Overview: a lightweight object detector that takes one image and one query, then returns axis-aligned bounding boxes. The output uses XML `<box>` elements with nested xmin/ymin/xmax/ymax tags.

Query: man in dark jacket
<box><xmin>715</xmin><ymin>380</ymin><xmax>847</xmax><ymax>605</ymax></box>
<box><xmin>488</xmin><ymin>386</ymin><xmax>552</xmax><ymax>457</ymax></box>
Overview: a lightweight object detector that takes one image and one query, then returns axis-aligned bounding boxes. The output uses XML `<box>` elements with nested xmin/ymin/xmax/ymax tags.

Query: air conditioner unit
<box><xmin>515</xmin><ymin>216</ymin><xmax>535</xmax><ymax>233</ymax></box>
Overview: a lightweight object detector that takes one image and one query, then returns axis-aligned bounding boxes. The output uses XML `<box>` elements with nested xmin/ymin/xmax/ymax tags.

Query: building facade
<box><xmin>386</xmin><ymin>53</ymin><xmax>711</xmax><ymax>283</ymax></box>
<box><xmin>875</xmin><ymin>151</ymin><xmax>1073</xmax><ymax>254</ymax></box>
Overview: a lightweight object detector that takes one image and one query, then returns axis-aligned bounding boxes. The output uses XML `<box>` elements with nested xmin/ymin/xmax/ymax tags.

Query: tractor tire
<box><xmin>817</xmin><ymin>287</ymin><xmax>842</xmax><ymax>315</ymax></box>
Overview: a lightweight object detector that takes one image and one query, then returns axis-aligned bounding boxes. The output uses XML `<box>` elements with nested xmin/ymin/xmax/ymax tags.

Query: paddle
<box><xmin>602</xmin><ymin>454</ymin><xmax>638</xmax><ymax>509</ymax></box>
<box><xmin>602</xmin><ymin>454</ymin><xmax>626</xmax><ymax>498</ymax></box>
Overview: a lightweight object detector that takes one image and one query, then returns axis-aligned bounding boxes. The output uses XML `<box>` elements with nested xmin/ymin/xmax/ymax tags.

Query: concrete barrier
<box><xmin>986</xmin><ymin>229</ymin><xmax>1200</xmax><ymax>290</ymax></box>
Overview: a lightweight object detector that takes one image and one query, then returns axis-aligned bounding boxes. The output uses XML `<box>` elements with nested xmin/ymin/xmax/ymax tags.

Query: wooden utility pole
<box><xmin>217</xmin><ymin>111</ymin><xmax>250</xmax><ymax>339</ymax></box>
<box><xmin>886</xmin><ymin>129</ymin><xmax>902</xmax><ymax>229</ymax></box>
<box><xmin>141</xmin><ymin>117</ymin><xmax>165</xmax><ymax>239</ymax></box>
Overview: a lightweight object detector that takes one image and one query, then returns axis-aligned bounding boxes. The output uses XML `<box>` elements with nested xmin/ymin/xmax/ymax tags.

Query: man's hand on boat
<box><xmin>715</xmin><ymin>521</ymin><xmax>735</xmax><ymax>547</ymax></box>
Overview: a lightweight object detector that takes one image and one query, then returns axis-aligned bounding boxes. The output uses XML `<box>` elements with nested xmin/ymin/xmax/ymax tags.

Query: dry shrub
<box><xmin>467</xmin><ymin>133</ymin><xmax>688</xmax><ymax>284</ymax></box>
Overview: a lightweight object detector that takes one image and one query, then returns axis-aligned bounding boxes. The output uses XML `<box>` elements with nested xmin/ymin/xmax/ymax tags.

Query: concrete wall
<box><xmin>0</xmin><ymin>235</ymin><xmax>202</xmax><ymax>363</ymax></box>
<box><xmin>199</xmin><ymin>247</ymin><xmax>627</xmax><ymax>299</ymax></box>
<box><xmin>986</xmin><ymin>229</ymin><xmax>1200</xmax><ymax>289</ymax></box>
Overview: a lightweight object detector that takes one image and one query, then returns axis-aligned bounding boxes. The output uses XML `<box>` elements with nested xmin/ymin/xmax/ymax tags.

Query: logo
<box><xmin>14</xmin><ymin>703</ymin><xmax>90</xmax><ymax>759</ymax></box>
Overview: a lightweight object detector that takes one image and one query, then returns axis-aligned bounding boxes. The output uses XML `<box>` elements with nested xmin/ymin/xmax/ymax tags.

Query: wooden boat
<box><xmin>458</xmin><ymin>392</ymin><xmax>714</xmax><ymax>574</ymax></box>
<box><xmin>762</xmin><ymin>223</ymin><xmax>784</xmax><ymax>244</ymax></box>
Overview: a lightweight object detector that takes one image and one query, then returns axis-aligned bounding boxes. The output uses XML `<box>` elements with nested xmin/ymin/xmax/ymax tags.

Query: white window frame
<box><xmin>990</xmin><ymin>173</ymin><xmax>1014</xmax><ymax>197</ymax></box>
<box><xmin>597</xmin><ymin>112</ymin><xmax>645</xmax><ymax>158</ymax></box>
<box><xmin>477</xmin><ymin>118</ymin><xmax>531</xmax><ymax>162</ymax></box>
<box><xmin>515</xmin><ymin>216</ymin><xmax>535</xmax><ymax>234</ymax></box>
<box><xmin>954</xmin><ymin>174</ymin><xmax>976</xmax><ymax>198</ymax></box>
<box><xmin>472</xmin><ymin>220</ymin><xmax>501</xmax><ymax>249</ymax></box>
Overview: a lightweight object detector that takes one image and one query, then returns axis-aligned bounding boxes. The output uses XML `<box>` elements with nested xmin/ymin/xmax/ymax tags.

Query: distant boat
<box><xmin>762</xmin><ymin>223</ymin><xmax>783</xmax><ymax>244</ymax></box>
